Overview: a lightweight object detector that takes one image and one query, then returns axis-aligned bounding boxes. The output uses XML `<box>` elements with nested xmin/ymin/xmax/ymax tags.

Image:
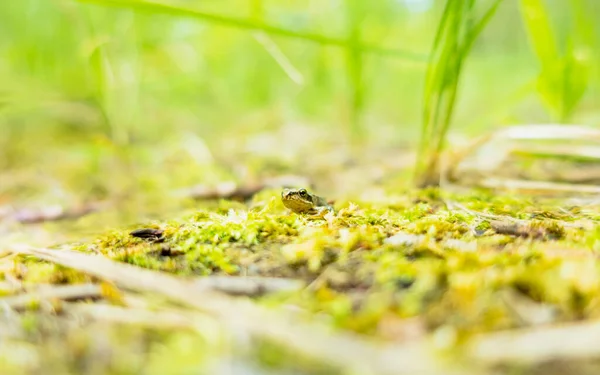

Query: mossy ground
<box><xmin>19</xmin><ymin>187</ymin><xmax>600</xmax><ymax>338</ymax></box>
<box><xmin>5</xmin><ymin>151</ymin><xmax>600</xmax><ymax>374</ymax></box>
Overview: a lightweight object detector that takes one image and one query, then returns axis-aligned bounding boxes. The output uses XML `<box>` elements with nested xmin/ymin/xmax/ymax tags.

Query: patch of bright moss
<box><xmin>76</xmin><ymin>188</ymin><xmax>600</xmax><ymax>338</ymax></box>
<box><xmin>18</xmin><ymin>258</ymin><xmax>91</xmax><ymax>285</ymax></box>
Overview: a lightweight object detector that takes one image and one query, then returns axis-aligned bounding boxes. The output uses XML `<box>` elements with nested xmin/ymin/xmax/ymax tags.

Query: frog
<box><xmin>281</xmin><ymin>188</ymin><xmax>333</xmax><ymax>217</ymax></box>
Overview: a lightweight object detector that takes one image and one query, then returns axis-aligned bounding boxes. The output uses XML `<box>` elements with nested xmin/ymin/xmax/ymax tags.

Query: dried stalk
<box><xmin>468</xmin><ymin>319</ymin><xmax>600</xmax><ymax>363</ymax></box>
<box><xmin>479</xmin><ymin>178</ymin><xmax>600</xmax><ymax>195</ymax></box>
<box><xmin>0</xmin><ymin>283</ymin><xmax>102</xmax><ymax>311</ymax></box>
<box><xmin>193</xmin><ymin>275</ymin><xmax>304</xmax><ymax>297</ymax></box>
<box><xmin>444</xmin><ymin>124</ymin><xmax>600</xmax><ymax>195</ymax></box>
<box><xmin>64</xmin><ymin>302</ymin><xmax>202</xmax><ymax>330</ymax></box>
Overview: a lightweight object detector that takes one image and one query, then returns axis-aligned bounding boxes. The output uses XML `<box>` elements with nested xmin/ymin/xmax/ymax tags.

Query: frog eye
<box><xmin>298</xmin><ymin>189</ymin><xmax>308</xmax><ymax>196</ymax></box>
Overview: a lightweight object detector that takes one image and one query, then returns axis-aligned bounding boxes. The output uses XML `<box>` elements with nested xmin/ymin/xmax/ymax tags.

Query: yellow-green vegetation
<box><xmin>49</xmin><ymin>188</ymin><xmax>600</xmax><ymax>341</ymax></box>
<box><xmin>4</xmin><ymin>184</ymin><xmax>600</xmax><ymax>374</ymax></box>
<box><xmin>0</xmin><ymin>312</ymin><xmax>216</xmax><ymax>374</ymax></box>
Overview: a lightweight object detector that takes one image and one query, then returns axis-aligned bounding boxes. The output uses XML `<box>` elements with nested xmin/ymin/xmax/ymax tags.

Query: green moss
<box><xmin>19</xmin><ymin>259</ymin><xmax>91</xmax><ymax>285</ymax></box>
<box><xmin>49</xmin><ymin>188</ymin><xmax>596</xmax><ymax>339</ymax></box>
<box><xmin>529</xmin><ymin>219</ymin><xmax>566</xmax><ymax>239</ymax></box>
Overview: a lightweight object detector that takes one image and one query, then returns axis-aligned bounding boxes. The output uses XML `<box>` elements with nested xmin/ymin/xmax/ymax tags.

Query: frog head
<box><xmin>281</xmin><ymin>188</ymin><xmax>315</xmax><ymax>214</ymax></box>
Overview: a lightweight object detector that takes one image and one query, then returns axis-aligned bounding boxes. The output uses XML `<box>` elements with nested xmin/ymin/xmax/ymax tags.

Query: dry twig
<box><xmin>11</xmin><ymin>203</ymin><xmax>105</xmax><ymax>224</ymax></box>
<box><xmin>193</xmin><ymin>275</ymin><xmax>304</xmax><ymax>297</ymax></box>
<box><xmin>468</xmin><ymin>319</ymin><xmax>600</xmax><ymax>364</ymax></box>
<box><xmin>444</xmin><ymin>124</ymin><xmax>600</xmax><ymax>195</ymax></box>
<box><xmin>64</xmin><ymin>302</ymin><xmax>202</xmax><ymax>330</ymax></box>
<box><xmin>0</xmin><ymin>283</ymin><xmax>102</xmax><ymax>311</ymax></box>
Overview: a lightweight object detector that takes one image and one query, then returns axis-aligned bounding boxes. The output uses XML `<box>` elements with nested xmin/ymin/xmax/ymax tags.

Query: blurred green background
<box><xmin>1</xmin><ymin>0</ymin><xmax>599</xmax><ymax>206</ymax></box>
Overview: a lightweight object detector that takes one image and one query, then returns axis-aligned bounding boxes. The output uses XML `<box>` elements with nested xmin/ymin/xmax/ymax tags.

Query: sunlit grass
<box><xmin>0</xmin><ymin>0</ymin><xmax>598</xmax><ymax>199</ymax></box>
<box><xmin>519</xmin><ymin>0</ymin><xmax>596</xmax><ymax>122</ymax></box>
<box><xmin>415</xmin><ymin>0</ymin><xmax>502</xmax><ymax>188</ymax></box>
<box><xmin>74</xmin><ymin>0</ymin><xmax>429</xmax><ymax>139</ymax></box>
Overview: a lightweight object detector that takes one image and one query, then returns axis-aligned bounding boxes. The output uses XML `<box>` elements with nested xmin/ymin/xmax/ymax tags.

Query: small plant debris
<box><xmin>130</xmin><ymin>228</ymin><xmax>165</xmax><ymax>242</ymax></box>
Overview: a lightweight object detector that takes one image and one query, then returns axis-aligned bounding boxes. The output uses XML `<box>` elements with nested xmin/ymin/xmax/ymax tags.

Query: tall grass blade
<box><xmin>250</xmin><ymin>0</ymin><xmax>304</xmax><ymax>85</ymax></box>
<box><xmin>416</xmin><ymin>0</ymin><xmax>503</xmax><ymax>188</ymax></box>
<box><xmin>435</xmin><ymin>0</ymin><xmax>504</xmax><ymax>149</ymax></box>
<box><xmin>519</xmin><ymin>0</ymin><xmax>594</xmax><ymax>121</ymax></box>
<box><xmin>75</xmin><ymin>0</ymin><xmax>428</xmax><ymax>62</ymax></box>
<box><xmin>518</xmin><ymin>0</ymin><xmax>557</xmax><ymax>62</ymax></box>
<box><xmin>345</xmin><ymin>0</ymin><xmax>366</xmax><ymax>138</ymax></box>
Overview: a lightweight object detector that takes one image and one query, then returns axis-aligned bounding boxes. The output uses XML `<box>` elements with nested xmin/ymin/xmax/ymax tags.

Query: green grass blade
<box><xmin>345</xmin><ymin>0</ymin><xmax>366</xmax><ymax>138</ymax></box>
<box><xmin>250</xmin><ymin>0</ymin><xmax>304</xmax><ymax>85</ymax></box>
<box><xmin>417</xmin><ymin>0</ymin><xmax>503</xmax><ymax>187</ymax></box>
<box><xmin>75</xmin><ymin>0</ymin><xmax>428</xmax><ymax>62</ymax></box>
<box><xmin>519</xmin><ymin>0</ymin><xmax>594</xmax><ymax>121</ymax></box>
<box><xmin>421</xmin><ymin>0</ymin><xmax>461</xmax><ymax>151</ymax></box>
<box><xmin>462</xmin><ymin>0</ymin><xmax>504</xmax><ymax>54</ymax></box>
<box><xmin>518</xmin><ymin>0</ymin><xmax>557</xmax><ymax>63</ymax></box>
<box><xmin>433</xmin><ymin>0</ymin><xmax>504</xmax><ymax>154</ymax></box>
